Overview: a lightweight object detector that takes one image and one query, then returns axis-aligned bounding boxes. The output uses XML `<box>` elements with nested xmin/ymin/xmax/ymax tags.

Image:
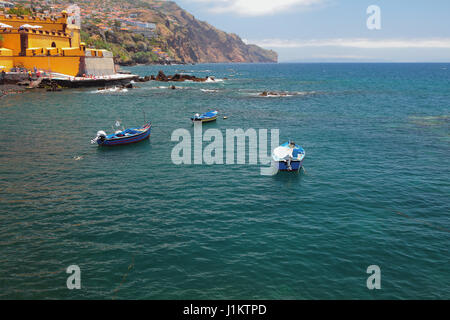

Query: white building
<box><xmin>67</xmin><ymin>4</ymin><xmax>81</xmax><ymax>27</ymax></box>
<box><xmin>0</xmin><ymin>1</ymin><xmax>15</xmax><ymax>9</ymax></box>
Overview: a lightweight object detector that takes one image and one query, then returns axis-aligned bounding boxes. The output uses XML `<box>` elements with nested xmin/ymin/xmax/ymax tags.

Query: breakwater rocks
<box><xmin>259</xmin><ymin>91</ymin><xmax>291</xmax><ymax>97</ymax></box>
<box><xmin>136</xmin><ymin>71</ymin><xmax>217</xmax><ymax>83</ymax></box>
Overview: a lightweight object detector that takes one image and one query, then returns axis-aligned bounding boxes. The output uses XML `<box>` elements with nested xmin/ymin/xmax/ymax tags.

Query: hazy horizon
<box><xmin>176</xmin><ymin>0</ymin><xmax>450</xmax><ymax>63</ymax></box>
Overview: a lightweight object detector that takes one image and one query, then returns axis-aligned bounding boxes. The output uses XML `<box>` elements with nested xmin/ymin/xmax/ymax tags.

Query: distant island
<box><xmin>2</xmin><ymin>0</ymin><xmax>277</xmax><ymax>65</ymax></box>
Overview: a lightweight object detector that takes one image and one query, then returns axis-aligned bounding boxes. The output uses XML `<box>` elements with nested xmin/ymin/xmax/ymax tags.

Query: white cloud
<box><xmin>249</xmin><ymin>38</ymin><xmax>450</xmax><ymax>49</ymax></box>
<box><xmin>189</xmin><ymin>0</ymin><xmax>324</xmax><ymax>16</ymax></box>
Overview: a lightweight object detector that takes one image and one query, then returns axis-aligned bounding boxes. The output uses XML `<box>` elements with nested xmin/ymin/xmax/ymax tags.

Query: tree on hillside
<box><xmin>114</xmin><ymin>20</ymin><xmax>122</xmax><ymax>29</ymax></box>
<box><xmin>8</xmin><ymin>5</ymin><xmax>33</xmax><ymax>17</ymax></box>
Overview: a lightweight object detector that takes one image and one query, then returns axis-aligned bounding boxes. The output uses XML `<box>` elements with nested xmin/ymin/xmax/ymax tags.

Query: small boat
<box><xmin>191</xmin><ymin>110</ymin><xmax>218</xmax><ymax>123</ymax></box>
<box><xmin>91</xmin><ymin>123</ymin><xmax>152</xmax><ymax>146</ymax></box>
<box><xmin>272</xmin><ymin>141</ymin><xmax>306</xmax><ymax>172</ymax></box>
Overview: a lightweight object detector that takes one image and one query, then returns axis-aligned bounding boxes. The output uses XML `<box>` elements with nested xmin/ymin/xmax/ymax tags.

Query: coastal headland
<box><xmin>0</xmin><ymin>1</ymin><xmax>277</xmax><ymax>94</ymax></box>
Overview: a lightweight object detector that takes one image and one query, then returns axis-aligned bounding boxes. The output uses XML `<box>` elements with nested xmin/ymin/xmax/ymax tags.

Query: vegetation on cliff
<box><xmin>80</xmin><ymin>0</ymin><xmax>277</xmax><ymax>65</ymax></box>
<box><xmin>81</xmin><ymin>26</ymin><xmax>168</xmax><ymax>65</ymax></box>
<box><xmin>4</xmin><ymin>5</ymin><xmax>33</xmax><ymax>17</ymax></box>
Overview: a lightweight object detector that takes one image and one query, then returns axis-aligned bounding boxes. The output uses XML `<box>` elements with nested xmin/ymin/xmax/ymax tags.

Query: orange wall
<box><xmin>0</xmin><ymin>32</ymin><xmax>21</xmax><ymax>55</ymax></box>
<box><xmin>14</xmin><ymin>56</ymin><xmax>82</xmax><ymax>76</ymax></box>
<box><xmin>28</xmin><ymin>33</ymin><xmax>71</xmax><ymax>49</ymax></box>
<box><xmin>66</xmin><ymin>25</ymin><xmax>81</xmax><ymax>47</ymax></box>
<box><xmin>0</xmin><ymin>57</ymin><xmax>14</xmax><ymax>70</ymax></box>
<box><xmin>0</xmin><ymin>32</ymin><xmax>72</xmax><ymax>54</ymax></box>
<box><xmin>0</xmin><ymin>13</ymin><xmax>113</xmax><ymax>76</ymax></box>
<box><xmin>0</xmin><ymin>14</ymin><xmax>67</xmax><ymax>32</ymax></box>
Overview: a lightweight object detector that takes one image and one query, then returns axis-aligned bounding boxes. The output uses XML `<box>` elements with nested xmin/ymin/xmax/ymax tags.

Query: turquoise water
<box><xmin>0</xmin><ymin>63</ymin><xmax>449</xmax><ymax>299</ymax></box>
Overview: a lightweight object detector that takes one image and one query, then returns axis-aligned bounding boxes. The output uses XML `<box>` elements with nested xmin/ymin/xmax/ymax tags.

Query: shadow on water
<box><xmin>271</xmin><ymin>168</ymin><xmax>305</xmax><ymax>187</ymax></box>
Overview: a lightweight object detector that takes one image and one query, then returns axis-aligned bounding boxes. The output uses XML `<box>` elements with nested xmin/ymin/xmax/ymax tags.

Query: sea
<box><xmin>0</xmin><ymin>63</ymin><xmax>449</xmax><ymax>299</ymax></box>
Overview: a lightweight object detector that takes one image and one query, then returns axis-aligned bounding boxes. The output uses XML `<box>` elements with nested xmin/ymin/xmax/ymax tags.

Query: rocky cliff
<box><xmin>80</xmin><ymin>0</ymin><xmax>277</xmax><ymax>64</ymax></box>
<box><xmin>146</xmin><ymin>1</ymin><xmax>277</xmax><ymax>63</ymax></box>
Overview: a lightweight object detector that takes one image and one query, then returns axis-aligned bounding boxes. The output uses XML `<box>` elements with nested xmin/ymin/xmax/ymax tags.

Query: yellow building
<box><xmin>0</xmin><ymin>11</ymin><xmax>115</xmax><ymax>76</ymax></box>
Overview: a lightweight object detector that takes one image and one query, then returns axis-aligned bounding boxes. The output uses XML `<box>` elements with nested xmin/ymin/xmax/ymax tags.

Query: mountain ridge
<box><xmin>77</xmin><ymin>0</ymin><xmax>277</xmax><ymax>65</ymax></box>
<box><xmin>149</xmin><ymin>1</ymin><xmax>278</xmax><ymax>63</ymax></box>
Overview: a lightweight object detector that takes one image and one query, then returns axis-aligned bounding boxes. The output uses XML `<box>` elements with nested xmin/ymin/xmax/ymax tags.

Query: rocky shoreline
<box><xmin>1</xmin><ymin>70</ymin><xmax>221</xmax><ymax>95</ymax></box>
<box><xmin>134</xmin><ymin>70</ymin><xmax>221</xmax><ymax>83</ymax></box>
<box><xmin>0</xmin><ymin>84</ymin><xmax>25</xmax><ymax>98</ymax></box>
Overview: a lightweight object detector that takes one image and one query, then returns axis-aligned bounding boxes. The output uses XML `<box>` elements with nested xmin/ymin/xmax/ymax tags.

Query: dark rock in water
<box><xmin>191</xmin><ymin>76</ymin><xmax>208</xmax><ymax>82</ymax></box>
<box><xmin>125</xmin><ymin>83</ymin><xmax>134</xmax><ymax>89</ymax></box>
<box><xmin>170</xmin><ymin>85</ymin><xmax>176</xmax><ymax>90</ymax></box>
<box><xmin>46</xmin><ymin>81</ymin><xmax>62</xmax><ymax>92</ymax></box>
<box><xmin>259</xmin><ymin>91</ymin><xmax>290</xmax><ymax>97</ymax></box>
<box><xmin>156</xmin><ymin>70</ymin><xmax>169</xmax><ymax>82</ymax></box>
<box><xmin>153</xmin><ymin>70</ymin><xmax>208</xmax><ymax>82</ymax></box>
<box><xmin>144</xmin><ymin>76</ymin><xmax>150</xmax><ymax>81</ymax></box>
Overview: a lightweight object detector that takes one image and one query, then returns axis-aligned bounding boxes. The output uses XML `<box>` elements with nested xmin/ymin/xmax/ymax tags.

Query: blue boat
<box><xmin>92</xmin><ymin>123</ymin><xmax>152</xmax><ymax>146</ymax></box>
<box><xmin>272</xmin><ymin>141</ymin><xmax>306</xmax><ymax>172</ymax></box>
<box><xmin>191</xmin><ymin>110</ymin><xmax>218</xmax><ymax>123</ymax></box>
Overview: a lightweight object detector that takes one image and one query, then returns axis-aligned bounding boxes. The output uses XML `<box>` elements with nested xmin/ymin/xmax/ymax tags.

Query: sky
<box><xmin>175</xmin><ymin>0</ymin><xmax>450</xmax><ymax>62</ymax></box>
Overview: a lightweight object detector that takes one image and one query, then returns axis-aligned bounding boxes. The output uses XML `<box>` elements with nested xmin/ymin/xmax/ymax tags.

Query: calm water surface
<box><xmin>0</xmin><ymin>63</ymin><xmax>449</xmax><ymax>299</ymax></box>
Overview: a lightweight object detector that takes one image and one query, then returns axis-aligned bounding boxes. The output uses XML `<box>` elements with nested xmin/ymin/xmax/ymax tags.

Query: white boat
<box><xmin>272</xmin><ymin>141</ymin><xmax>306</xmax><ymax>172</ymax></box>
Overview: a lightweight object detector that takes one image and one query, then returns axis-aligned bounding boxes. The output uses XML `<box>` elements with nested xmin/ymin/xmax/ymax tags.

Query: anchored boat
<box><xmin>92</xmin><ymin>123</ymin><xmax>152</xmax><ymax>146</ymax></box>
<box><xmin>272</xmin><ymin>141</ymin><xmax>305</xmax><ymax>172</ymax></box>
<box><xmin>191</xmin><ymin>110</ymin><xmax>218</xmax><ymax>123</ymax></box>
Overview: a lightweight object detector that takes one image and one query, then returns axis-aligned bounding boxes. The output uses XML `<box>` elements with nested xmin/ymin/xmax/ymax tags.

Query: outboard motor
<box><xmin>91</xmin><ymin>130</ymin><xmax>107</xmax><ymax>144</ymax></box>
<box><xmin>97</xmin><ymin>131</ymin><xmax>107</xmax><ymax>143</ymax></box>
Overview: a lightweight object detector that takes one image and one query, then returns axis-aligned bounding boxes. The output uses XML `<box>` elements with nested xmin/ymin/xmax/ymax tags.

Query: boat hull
<box><xmin>98</xmin><ymin>124</ymin><xmax>151</xmax><ymax>146</ymax></box>
<box><xmin>191</xmin><ymin>116</ymin><xmax>218</xmax><ymax>123</ymax></box>
<box><xmin>191</xmin><ymin>110</ymin><xmax>218</xmax><ymax>123</ymax></box>
<box><xmin>276</xmin><ymin>160</ymin><xmax>303</xmax><ymax>172</ymax></box>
